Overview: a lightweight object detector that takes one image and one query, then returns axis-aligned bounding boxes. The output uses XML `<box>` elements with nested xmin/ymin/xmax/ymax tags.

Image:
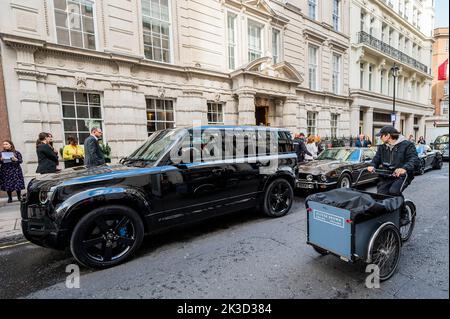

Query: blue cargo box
<box><xmin>307</xmin><ymin>201</ymin><xmax>400</xmax><ymax>262</ymax></box>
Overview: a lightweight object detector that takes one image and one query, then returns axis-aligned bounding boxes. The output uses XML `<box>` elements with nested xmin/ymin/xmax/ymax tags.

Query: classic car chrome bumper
<box><xmin>295</xmin><ymin>179</ymin><xmax>337</xmax><ymax>190</ymax></box>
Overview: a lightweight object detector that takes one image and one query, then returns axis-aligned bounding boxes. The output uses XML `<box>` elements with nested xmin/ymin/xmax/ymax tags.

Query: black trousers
<box><xmin>377</xmin><ymin>176</ymin><xmax>410</xmax><ymax>196</ymax></box>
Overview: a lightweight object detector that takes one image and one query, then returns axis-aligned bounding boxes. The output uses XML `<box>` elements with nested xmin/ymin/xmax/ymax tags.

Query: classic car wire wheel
<box><xmin>268</xmin><ymin>181</ymin><xmax>292</xmax><ymax>215</ymax></box>
<box><xmin>81</xmin><ymin>214</ymin><xmax>136</xmax><ymax>262</ymax></box>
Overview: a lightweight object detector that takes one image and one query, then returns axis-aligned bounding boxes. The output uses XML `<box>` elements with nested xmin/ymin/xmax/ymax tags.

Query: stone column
<box><xmin>394</xmin><ymin>111</ymin><xmax>402</xmax><ymax>131</ymax></box>
<box><xmin>237</xmin><ymin>91</ymin><xmax>256</xmax><ymax>126</ymax></box>
<box><xmin>418</xmin><ymin>116</ymin><xmax>426</xmax><ymax>139</ymax></box>
<box><xmin>405</xmin><ymin>113</ymin><xmax>414</xmax><ymax>138</ymax></box>
<box><xmin>363</xmin><ymin>107</ymin><xmax>374</xmax><ymax>139</ymax></box>
<box><xmin>282</xmin><ymin>96</ymin><xmax>298</xmax><ymax>135</ymax></box>
<box><xmin>103</xmin><ymin>82</ymin><xmax>147</xmax><ymax>161</ymax></box>
<box><xmin>275</xmin><ymin>99</ymin><xmax>284</xmax><ymax>127</ymax></box>
<box><xmin>177</xmin><ymin>89</ymin><xmax>207</xmax><ymax>127</ymax></box>
<box><xmin>350</xmin><ymin>105</ymin><xmax>360</xmax><ymax>137</ymax></box>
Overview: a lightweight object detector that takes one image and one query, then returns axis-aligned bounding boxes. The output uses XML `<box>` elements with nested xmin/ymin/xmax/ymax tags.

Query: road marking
<box><xmin>0</xmin><ymin>241</ymin><xmax>30</xmax><ymax>250</ymax></box>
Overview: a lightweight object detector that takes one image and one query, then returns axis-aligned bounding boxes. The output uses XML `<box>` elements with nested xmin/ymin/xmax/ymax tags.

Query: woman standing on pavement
<box><xmin>305</xmin><ymin>136</ymin><xmax>318</xmax><ymax>161</ymax></box>
<box><xmin>36</xmin><ymin>132</ymin><xmax>59</xmax><ymax>174</ymax></box>
<box><xmin>0</xmin><ymin>140</ymin><xmax>25</xmax><ymax>203</ymax></box>
<box><xmin>63</xmin><ymin>136</ymin><xmax>84</xmax><ymax>168</ymax></box>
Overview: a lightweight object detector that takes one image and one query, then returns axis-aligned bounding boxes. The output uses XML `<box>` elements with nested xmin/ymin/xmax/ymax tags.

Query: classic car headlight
<box><xmin>306</xmin><ymin>175</ymin><xmax>314</xmax><ymax>182</ymax></box>
<box><xmin>320</xmin><ymin>174</ymin><xmax>328</xmax><ymax>182</ymax></box>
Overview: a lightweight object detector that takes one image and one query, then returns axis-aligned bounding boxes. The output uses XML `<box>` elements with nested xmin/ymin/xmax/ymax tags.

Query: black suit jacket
<box><xmin>36</xmin><ymin>144</ymin><xmax>58</xmax><ymax>174</ymax></box>
<box><xmin>84</xmin><ymin>135</ymin><xmax>105</xmax><ymax>167</ymax></box>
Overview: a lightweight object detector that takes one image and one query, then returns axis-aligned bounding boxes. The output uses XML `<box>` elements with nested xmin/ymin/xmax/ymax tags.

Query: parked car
<box><xmin>21</xmin><ymin>126</ymin><xmax>297</xmax><ymax>269</ymax></box>
<box><xmin>431</xmin><ymin>134</ymin><xmax>449</xmax><ymax>161</ymax></box>
<box><xmin>415</xmin><ymin>144</ymin><xmax>443</xmax><ymax>175</ymax></box>
<box><xmin>296</xmin><ymin>147</ymin><xmax>378</xmax><ymax>191</ymax></box>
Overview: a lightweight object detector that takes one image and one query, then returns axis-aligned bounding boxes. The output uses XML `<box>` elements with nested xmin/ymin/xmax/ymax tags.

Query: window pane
<box><xmin>89</xmin><ymin>94</ymin><xmax>101</xmax><ymax>105</ymax></box>
<box><xmin>77</xmin><ymin>120</ymin><xmax>89</xmax><ymax>132</ymax></box>
<box><xmin>78</xmin><ymin>132</ymin><xmax>90</xmax><ymax>145</ymax></box>
<box><xmin>56</xmin><ymin>27</ymin><xmax>70</xmax><ymax>45</ymax></box>
<box><xmin>156</xmin><ymin>122</ymin><xmax>165</xmax><ymax>131</ymax></box>
<box><xmin>63</xmin><ymin>105</ymin><xmax>76</xmax><ymax>117</ymax></box>
<box><xmin>160</xmin><ymin>0</ymin><xmax>169</xmax><ymax>21</ymax></box>
<box><xmin>147</xmin><ymin>122</ymin><xmax>156</xmax><ymax>133</ymax></box>
<box><xmin>55</xmin><ymin>10</ymin><xmax>68</xmax><ymax>28</ymax></box>
<box><xmin>165</xmin><ymin>100</ymin><xmax>173</xmax><ymax>111</ymax></box>
<box><xmin>84</xmin><ymin>33</ymin><xmax>96</xmax><ymax>49</ymax></box>
<box><xmin>161</xmin><ymin>22</ymin><xmax>169</xmax><ymax>36</ymax></box>
<box><xmin>70</xmin><ymin>30</ymin><xmax>83</xmax><ymax>47</ymax></box>
<box><xmin>90</xmin><ymin>107</ymin><xmax>102</xmax><ymax>119</ymax></box>
<box><xmin>76</xmin><ymin>105</ymin><xmax>89</xmax><ymax>118</ymax></box>
<box><xmin>68</xmin><ymin>1</ymin><xmax>81</xmax><ymax>14</ymax></box>
<box><xmin>151</xmin><ymin>0</ymin><xmax>160</xmax><ymax>19</ymax></box>
<box><xmin>83</xmin><ymin>17</ymin><xmax>95</xmax><ymax>33</ymax></box>
<box><xmin>68</xmin><ymin>13</ymin><xmax>82</xmax><ymax>31</ymax></box>
<box><xmin>156</xmin><ymin>111</ymin><xmax>165</xmax><ymax>121</ymax></box>
<box><xmin>147</xmin><ymin>111</ymin><xmax>156</xmax><ymax>121</ymax></box>
<box><xmin>81</xmin><ymin>2</ymin><xmax>94</xmax><ymax>17</ymax></box>
<box><xmin>166</xmin><ymin>111</ymin><xmax>174</xmax><ymax>122</ymax></box>
<box><xmin>144</xmin><ymin>46</ymin><xmax>153</xmax><ymax>60</ymax></box>
<box><xmin>54</xmin><ymin>0</ymin><xmax>67</xmax><ymax>11</ymax></box>
<box><xmin>75</xmin><ymin>92</ymin><xmax>88</xmax><ymax>104</ymax></box>
<box><xmin>64</xmin><ymin>119</ymin><xmax>77</xmax><ymax>131</ymax></box>
<box><xmin>61</xmin><ymin>91</ymin><xmax>74</xmax><ymax>103</ymax></box>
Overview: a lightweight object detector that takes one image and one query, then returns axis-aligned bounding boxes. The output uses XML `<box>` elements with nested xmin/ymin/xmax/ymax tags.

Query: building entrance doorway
<box><xmin>255</xmin><ymin>106</ymin><xmax>268</xmax><ymax>126</ymax></box>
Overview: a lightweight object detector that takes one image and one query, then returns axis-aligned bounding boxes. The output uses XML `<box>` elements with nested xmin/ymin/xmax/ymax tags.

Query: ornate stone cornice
<box><xmin>303</xmin><ymin>29</ymin><xmax>327</xmax><ymax>43</ymax></box>
<box><xmin>15</xmin><ymin>68</ymin><xmax>47</xmax><ymax>80</ymax></box>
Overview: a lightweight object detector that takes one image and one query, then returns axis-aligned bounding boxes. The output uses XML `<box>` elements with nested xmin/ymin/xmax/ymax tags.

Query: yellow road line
<box><xmin>0</xmin><ymin>241</ymin><xmax>30</xmax><ymax>250</ymax></box>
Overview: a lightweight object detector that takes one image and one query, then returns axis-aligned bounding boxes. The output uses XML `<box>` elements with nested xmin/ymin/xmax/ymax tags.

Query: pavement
<box><xmin>0</xmin><ymin>199</ymin><xmax>22</xmax><ymax>245</ymax></box>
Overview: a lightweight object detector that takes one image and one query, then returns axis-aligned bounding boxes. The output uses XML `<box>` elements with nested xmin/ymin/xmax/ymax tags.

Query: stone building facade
<box><xmin>0</xmin><ymin>0</ymin><xmax>352</xmax><ymax>177</ymax></box>
<box><xmin>349</xmin><ymin>0</ymin><xmax>435</xmax><ymax>143</ymax></box>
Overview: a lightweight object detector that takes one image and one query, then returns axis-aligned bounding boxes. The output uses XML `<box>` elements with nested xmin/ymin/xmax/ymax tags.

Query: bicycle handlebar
<box><xmin>355</xmin><ymin>168</ymin><xmax>409</xmax><ymax>193</ymax></box>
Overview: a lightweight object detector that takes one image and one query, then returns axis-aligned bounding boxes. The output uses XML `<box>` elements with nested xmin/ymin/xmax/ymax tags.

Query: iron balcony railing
<box><xmin>358</xmin><ymin>31</ymin><xmax>428</xmax><ymax>74</ymax></box>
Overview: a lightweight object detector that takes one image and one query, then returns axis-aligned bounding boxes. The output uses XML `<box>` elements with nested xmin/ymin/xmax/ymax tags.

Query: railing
<box><xmin>358</xmin><ymin>31</ymin><xmax>428</xmax><ymax>74</ymax></box>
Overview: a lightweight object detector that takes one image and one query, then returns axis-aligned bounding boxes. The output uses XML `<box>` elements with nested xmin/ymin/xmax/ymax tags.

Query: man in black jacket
<box><xmin>84</xmin><ymin>127</ymin><xmax>106</xmax><ymax>168</ymax></box>
<box><xmin>293</xmin><ymin>133</ymin><xmax>312</xmax><ymax>164</ymax></box>
<box><xmin>367</xmin><ymin>126</ymin><xmax>420</xmax><ymax>196</ymax></box>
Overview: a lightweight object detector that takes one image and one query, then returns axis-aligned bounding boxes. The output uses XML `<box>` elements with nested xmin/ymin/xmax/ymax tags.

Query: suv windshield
<box><xmin>124</xmin><ymin>129</ymin><xmax>182</xmax><ymax>163</ymax></box>
<box><xmin>316</xmin><ymin>149</ymin><xmax>361</xmax><ymax>162</ymax></box>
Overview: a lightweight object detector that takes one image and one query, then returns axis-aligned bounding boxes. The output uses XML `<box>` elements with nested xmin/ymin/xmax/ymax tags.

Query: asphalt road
<box><xmin>0</xmin><ymin>164</ymin><xmax>448</xmax><ymax>299</ymax></box>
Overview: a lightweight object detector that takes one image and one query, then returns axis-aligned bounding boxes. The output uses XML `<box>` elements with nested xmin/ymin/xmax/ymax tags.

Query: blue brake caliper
<box><xmin>118</xmin><ymin>227</ymin><xmax>127</xmax><ymax>237</ymax></box>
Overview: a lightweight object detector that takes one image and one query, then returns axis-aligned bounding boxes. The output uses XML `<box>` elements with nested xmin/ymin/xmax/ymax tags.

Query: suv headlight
<box><xmin>39</xmin><ymin>187</ymin><xmax>56</xmax><ymax>204</ymax></box>
<box><xmin>320</xmin><ymin>174</ymin><xmax>327</xmax><ymax>182</ymax></box>
<box><xmin>306</xmin><ymin>175</ymin><xmax>314</xmax><ymax>182</ymax></box>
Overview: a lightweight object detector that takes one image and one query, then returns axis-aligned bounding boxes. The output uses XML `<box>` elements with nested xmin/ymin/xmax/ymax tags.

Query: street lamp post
<box><xmin>390</xmin><ymin>64</ymin><xmax>400</xmax><ymax>127</ymax></box>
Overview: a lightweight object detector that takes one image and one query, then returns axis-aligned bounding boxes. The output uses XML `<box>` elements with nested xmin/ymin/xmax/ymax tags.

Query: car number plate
<box><xmin>298</xmin><ymin>183</ymin><xmax>314</xmax><ymax>189</ymax></box>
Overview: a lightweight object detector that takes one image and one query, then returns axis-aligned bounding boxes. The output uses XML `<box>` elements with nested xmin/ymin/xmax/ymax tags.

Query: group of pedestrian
<box><xmin>293</xmin><ymin>133</ymin><xmax>324</xmax><ymax>163</ymax></box>
<box><xmin>408</xmin><ymin>134</ymin><xmax>426</xmax><ymax>145</ymax></box>
<box><xmin>0</xmin><ymin>127</ymin><xmax>106</xmax><ymax>203</ymax></box>
<box><xmin>355</xmin><ymin>134</ymin><xmax>372</xmax><ymax>148</ymax></box>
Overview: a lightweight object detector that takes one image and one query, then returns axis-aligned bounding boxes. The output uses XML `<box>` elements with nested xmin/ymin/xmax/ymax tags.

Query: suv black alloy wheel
<box><xmin>70</xmin><ymin>205</ymin><xmax>145</xmax><ymax>269</ymax></box>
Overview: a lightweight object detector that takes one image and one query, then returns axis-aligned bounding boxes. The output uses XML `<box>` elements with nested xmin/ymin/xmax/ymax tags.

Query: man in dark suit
<box><xmin>84</xmin><ymin>127</ymin><xmax>106</xmax><ymax>168</ymax></box>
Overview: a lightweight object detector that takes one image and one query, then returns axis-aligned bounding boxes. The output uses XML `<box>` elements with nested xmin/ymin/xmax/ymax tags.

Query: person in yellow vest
<box><xmin>63</xmin><ymin>136</ymin><xmax>85</xmax><ymax>168</ymax></box>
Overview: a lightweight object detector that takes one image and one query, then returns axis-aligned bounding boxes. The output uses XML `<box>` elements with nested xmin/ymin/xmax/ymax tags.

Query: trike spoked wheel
<box><xmin>369</xmin><ymin>224</ymin><xmax>401</xmax><ymax>281</ymax></box>
<box><xmin>400</xmin><ymin>200</ymin><xmax>416</xmax><ymax>242</ymax></box>
<box><xmin>70</xmin><ymin>205</ymin><xmax>144</xmax><ymax>269</ymax></box>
